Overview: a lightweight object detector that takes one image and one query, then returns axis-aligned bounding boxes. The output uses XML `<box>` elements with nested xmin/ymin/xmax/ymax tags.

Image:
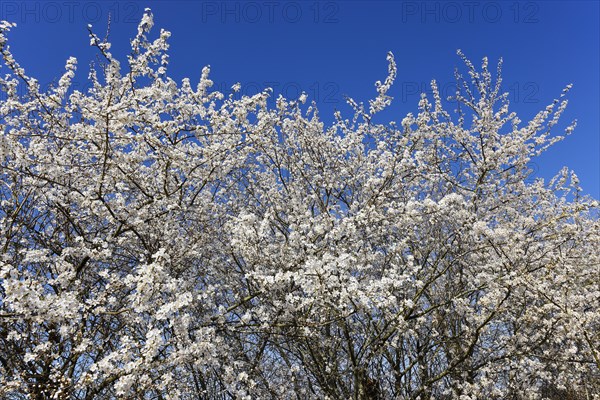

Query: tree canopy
<box><xmin>0</xmin><ymin>10</ymin><xmax>598</xmax><ymax>400</ymax></box>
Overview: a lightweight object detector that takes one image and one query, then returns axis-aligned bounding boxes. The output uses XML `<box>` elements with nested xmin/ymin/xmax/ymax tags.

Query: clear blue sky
<box><xmin>1</xmin><ymin>0</ymin><xmax>598</xmax><ymax>197</ymax></box>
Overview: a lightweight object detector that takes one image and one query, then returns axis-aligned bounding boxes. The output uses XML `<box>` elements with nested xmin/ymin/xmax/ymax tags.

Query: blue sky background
<box><xmin>1</xmin><ymin>0</ymin><xmax>598</xmax><ymax>197</ymax></box>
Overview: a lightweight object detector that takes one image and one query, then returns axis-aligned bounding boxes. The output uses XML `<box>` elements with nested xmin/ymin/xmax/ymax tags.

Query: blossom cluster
<box><xmin>0</xmin><ymin>10</ymin><xmax>598</xmax><ymax>399</ymax></box>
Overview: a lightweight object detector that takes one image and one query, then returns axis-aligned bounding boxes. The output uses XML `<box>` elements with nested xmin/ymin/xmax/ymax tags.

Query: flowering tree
<box><xmin>1</xmin><ymin>10</ymin><xmax>598</xmax><ymax>400</ymax></box>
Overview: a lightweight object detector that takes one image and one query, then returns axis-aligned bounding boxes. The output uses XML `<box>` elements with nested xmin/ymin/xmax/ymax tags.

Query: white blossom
<box><xmin>0</xmin><ymin>11</ymin><xmax>597</xmax><ymax>400</ymax></box>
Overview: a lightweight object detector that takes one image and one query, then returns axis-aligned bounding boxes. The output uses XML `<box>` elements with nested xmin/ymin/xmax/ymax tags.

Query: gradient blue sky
<box><xmin>1</xmin><ymin>0</ymin><xmax>598</xmax><ymax>197</ymax></box>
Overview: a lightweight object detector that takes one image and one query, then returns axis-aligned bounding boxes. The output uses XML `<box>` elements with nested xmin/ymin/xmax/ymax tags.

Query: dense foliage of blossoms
<box><xmin>0</xmin><ymin>10</ymin><xmax>598</xmax><ymax>400</ymax></box>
